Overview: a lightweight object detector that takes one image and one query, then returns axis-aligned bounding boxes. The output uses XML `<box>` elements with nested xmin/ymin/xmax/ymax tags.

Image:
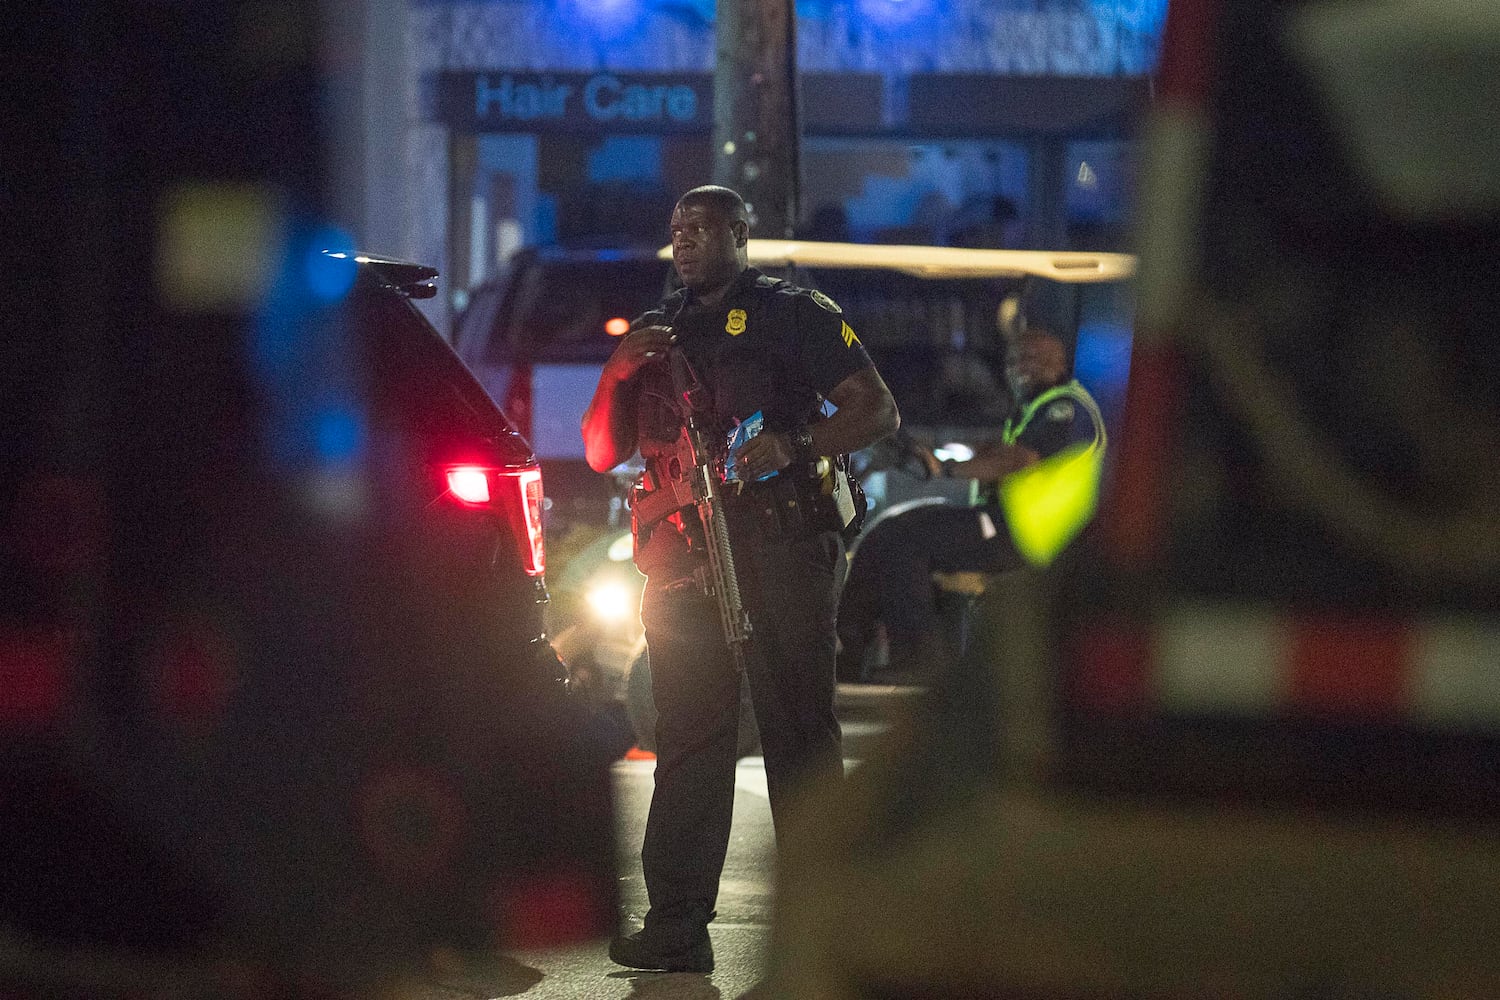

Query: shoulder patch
<box><xmin>1045</xmin><ymin>400</ymin><xmax>1076</xmax><ymax>422</ymax></box>
<box><xmin>809</xmin><ymin>289</ymin><xmax>842</xmax><ymax>314</ymax></box>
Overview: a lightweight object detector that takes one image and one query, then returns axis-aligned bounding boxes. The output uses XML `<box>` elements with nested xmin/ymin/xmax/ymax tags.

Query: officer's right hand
<box><xmin>605</xmin><ymin>324</ymin><xmax>675</xmax><ymax>381</ymax></box>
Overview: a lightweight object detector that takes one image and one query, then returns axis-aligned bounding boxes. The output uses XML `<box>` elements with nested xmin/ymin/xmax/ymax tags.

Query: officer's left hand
<box><xmin>734</xmin><ymin>432</ymin><xmax>795</xmax><ymax>481</ymax></box>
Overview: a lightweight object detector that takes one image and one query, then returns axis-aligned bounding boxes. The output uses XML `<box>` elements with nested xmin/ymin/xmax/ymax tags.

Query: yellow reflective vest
<box><xmin>995</xmin><ymin>380</ymin><xmax>1108</xmax><ymax>567</ymax></box>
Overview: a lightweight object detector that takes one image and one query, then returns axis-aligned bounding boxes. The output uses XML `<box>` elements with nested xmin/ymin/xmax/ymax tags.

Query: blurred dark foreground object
<box><xmin>1</xmin><ymin>252</ymin><xmax>620</xmax><ymax>995</ymax></box>
<box><xmin>3</xmin><ymin>6</ymin><xmax>616</xmax><ymax>993</ymax></box>
<box><xmin>761</xmin><ymin>0</ymin><xmax>1500</xmax><ymax>995</ymax></box>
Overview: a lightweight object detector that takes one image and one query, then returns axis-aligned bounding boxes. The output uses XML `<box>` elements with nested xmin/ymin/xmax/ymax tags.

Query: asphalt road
<box><xmin>386</xmin><ymin>693</ymin><xmax>905</xmax><ymax>999</ymax></box>
<box><xmin>383</xmin><ymin>760</ymin><xmax>770</xmax><ymax>1000</ymax></box>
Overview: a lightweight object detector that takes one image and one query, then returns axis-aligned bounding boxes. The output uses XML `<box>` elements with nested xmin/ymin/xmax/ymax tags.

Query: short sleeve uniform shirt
<box><xmin>635</xmin><ymin>268</ymin><xmax>873</xmax><ymax>464</ymax></box>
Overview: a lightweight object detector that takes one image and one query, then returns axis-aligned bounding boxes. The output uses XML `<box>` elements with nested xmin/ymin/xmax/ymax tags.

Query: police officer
<box><xmin>836</xmin><ymin>328</ymin><xmax>1105</xmax><ymax>679</ymax></box>
<box><xmin>582</xmin><ymin>185</ymin><xmax>899</xmax><ymax>973</ymax></box>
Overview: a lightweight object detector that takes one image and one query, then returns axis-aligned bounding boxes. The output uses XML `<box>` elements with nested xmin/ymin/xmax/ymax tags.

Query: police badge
<box><xmin>1046</xmin><ymin>400</ymin><xmax>1076</xmax><ymax>422</ymax></box>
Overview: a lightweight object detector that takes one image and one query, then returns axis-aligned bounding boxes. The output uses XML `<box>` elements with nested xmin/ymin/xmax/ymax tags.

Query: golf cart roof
<box><xmin>656</xmin><ymin>239</ymin><xmax>1136</xmax><ymax>283</ymax></box>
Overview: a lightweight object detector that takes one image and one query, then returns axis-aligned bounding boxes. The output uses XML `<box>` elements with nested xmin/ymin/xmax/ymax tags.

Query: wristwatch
<box><xmin>789</xmin><ymin>426</ymin><xmax>816</xmax><ymax>465</ymax></box>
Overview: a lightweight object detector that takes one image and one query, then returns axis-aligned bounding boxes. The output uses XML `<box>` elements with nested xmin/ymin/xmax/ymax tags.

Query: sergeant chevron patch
<box><xmin>840</xmin><ymin>321</ymin><xmax>860</xmax><ymax>347</ymax></box>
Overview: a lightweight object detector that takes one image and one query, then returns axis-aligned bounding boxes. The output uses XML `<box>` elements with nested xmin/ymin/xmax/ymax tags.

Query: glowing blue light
<box><xmin>854</xmin><ymin>0</ymin><xmax>938</xmax><ymax>29</ymax></box>
<box><xmin>1073</xmin><ymin>322</ymin><xmax>1133</xmax><ymax>401</ymax></box>
<box><xmin>253</xmin><ymin>217</ymin><xmax>367</xmax><ymax>474</ymax></box>
<box><xmin>556</xmin><ymin>0</ymin><xmax>648</xmax><ymax>41</ymax></box>
<box><xmin>306</xmin><ymin>229</ymin><xmax>357</xmax><ymax>303</ymax></box>
<box><xmin>314</xmin><ymin>405</ymin><xmax>366</xmax><ymax>462</ymax></box>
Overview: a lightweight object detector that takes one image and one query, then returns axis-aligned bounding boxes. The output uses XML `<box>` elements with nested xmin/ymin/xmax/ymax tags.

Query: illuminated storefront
<box><xmin>406</xmin><ymin>0</ymin><xmax>1165</xmax><ymax>329</ymax></box>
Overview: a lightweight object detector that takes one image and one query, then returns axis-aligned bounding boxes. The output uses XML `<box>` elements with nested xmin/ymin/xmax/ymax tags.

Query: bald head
<box><xmin>677</xmin><ymin>185</ymin><xmax>750</xmax><ymax>227</ymax></box>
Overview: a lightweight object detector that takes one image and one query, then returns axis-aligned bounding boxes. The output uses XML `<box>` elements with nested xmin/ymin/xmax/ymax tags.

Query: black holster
<box><xmin>735</xmin><ymin>472</ymin><xmax>847</xmax><ymax>539</ymax></box>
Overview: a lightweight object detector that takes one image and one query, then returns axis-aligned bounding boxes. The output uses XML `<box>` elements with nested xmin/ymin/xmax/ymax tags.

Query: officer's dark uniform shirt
<box><xmin>632</xmin><ymin>267</ymin><xmax>872</xmax><ymax>572</ymax></box>
<box><xmin>635</xmin><ymin>267</ymin><xmax>871</xmax><ymax>467</ymax></box>
<box><xmin>1015</xmin><ymin>391</ymin><xmax>1093</xmax><ymax>456</ymax></box>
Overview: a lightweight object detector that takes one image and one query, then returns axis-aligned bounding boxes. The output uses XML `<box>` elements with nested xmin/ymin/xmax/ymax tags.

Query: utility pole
<box><xmin>712</xmin><ymin>0</ymin><xmax>801</xmax><ymax>238</ymax></box>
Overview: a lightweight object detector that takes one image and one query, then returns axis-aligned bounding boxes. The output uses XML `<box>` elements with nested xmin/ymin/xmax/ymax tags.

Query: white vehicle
<box><xmin>455</xmin><ymin>239</ymin><xmax>1136</xmax><ymax>527</ymax></box>
<box><xmin>494</xmin><ymin>239</ymin><xmax>1136</xmax><ymax>746</ymax></box>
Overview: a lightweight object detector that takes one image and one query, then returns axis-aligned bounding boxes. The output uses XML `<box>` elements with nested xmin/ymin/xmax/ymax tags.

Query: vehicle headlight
<box><xmin>934</xmin><ymin>442</ymin><xmax>975</xmax><ymax>462</ymax></box>
<box><xmin>606</xmin><ymin>531</ymin><xmax>634</xmax><ymax>562</ymax></box>
<box><xmin>585</xmin><ymin>580</ymin><xmax>636</xmax><ymax>624</ymax></box>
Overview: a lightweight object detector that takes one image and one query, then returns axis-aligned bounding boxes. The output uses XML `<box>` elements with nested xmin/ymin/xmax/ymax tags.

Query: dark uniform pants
<box><xmin>837</xmin><ymin>501</ymin><xmax>1023</xmax><ymax>673</ymax></box>
<box><xmin>637</xmin><ymin>524</ymin><xmax>845</xmax><ymax>944</ymax></box>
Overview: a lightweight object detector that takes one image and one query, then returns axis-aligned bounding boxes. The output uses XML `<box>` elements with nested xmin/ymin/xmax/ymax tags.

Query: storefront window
<box><xmin>1065</xmin><ymin>139</ymin><xmax>1134</xmax><ymax>250</ymax></box>
<box><xmin>801</xmin><ymin>137</ymin><xmax>1029</xmax><ymax>247</ymax></box>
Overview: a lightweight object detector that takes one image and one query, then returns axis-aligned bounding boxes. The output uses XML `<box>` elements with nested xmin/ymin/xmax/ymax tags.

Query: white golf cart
<box><xmin>552</xmin><ymin>239</ymin><xmax>1135</xmax><ymax>750</ymax></box>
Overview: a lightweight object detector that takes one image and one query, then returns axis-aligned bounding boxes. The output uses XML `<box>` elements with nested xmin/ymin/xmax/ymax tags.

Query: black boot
<box><xmin>608</xmin><ymin>929</ymin><xmax>715</xmax><ymax>973</ymax></box>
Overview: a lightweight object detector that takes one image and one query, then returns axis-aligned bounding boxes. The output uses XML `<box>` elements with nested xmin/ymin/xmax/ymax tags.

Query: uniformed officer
<box><xmin>582</xmin><ymin>185</ymin><xmax>899</xmax><ymax>973</ymax></box>
<box><xmin>836</xmin><ymin>328</ymin><xmax>1105</xmax><ymax>679</ymax></box>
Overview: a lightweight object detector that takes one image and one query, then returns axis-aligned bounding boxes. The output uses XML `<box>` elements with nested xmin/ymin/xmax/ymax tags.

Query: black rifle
<box><xmin>660</xmin><ymin>346</ymin><xmax>753</xmax><ymax>668</ymax></box>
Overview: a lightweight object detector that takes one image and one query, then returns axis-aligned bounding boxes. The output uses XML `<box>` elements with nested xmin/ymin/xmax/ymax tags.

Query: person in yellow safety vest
<box><xmin>836</xmin><ymin>328</ymin><xmax>1107</xmax><ymax>681</ymax></box>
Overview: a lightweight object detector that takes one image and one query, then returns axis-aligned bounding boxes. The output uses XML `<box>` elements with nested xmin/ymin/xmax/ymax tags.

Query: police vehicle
<box><xmin>2</xmin><ymin>253</ymin><xmax>620</xmax><ymax>984</ymax></box>
<box><xmin>453</xmin><ymin>244</ymin><xmax>675</xmax><ymax>536</ymax></box>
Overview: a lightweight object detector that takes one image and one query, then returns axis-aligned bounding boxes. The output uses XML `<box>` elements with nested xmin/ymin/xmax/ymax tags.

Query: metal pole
<box><xmin>712</xmin><ymin>0</ymin><xmax>802</xmax><ymax>238</ymax></box>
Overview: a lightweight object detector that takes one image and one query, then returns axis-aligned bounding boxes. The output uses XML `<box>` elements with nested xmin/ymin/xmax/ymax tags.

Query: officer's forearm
<box><xmin>954</xmin><ymin>444</ymin><xmax>1036</xmax><ymax>481</ymax></box>
<box><xmin>805</xmin><ymin>410</ymin><xmax>895</xmax><ymax>459</ymax></box>
<box><xmin>581</xmin><ymin>376</ymin><xmax>639</xmax><ymax>472</ymax></box>
<box><xmin>815</xmin><ymin>367</ymin><xmax>900</xmax><ymax>456</ymax></box>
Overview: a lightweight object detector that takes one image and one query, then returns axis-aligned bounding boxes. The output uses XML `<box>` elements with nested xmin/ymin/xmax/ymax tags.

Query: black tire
<box><xmin>625</xmin><ymin>650</ymin><xmax>763</xmax><ymax>759</ymax></box>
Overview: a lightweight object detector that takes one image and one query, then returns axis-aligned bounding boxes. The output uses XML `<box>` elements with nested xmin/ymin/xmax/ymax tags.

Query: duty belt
<box><xmin>633</xmin><ymin>469</ymin><xmax>830</xmax><ymax>543</ymax></box>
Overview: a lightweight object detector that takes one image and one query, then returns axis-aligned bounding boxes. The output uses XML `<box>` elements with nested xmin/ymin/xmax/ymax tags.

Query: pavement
<box><xmin>379</xmin><ymin>681</ymin><xmax>923</xmax><ymax>1000</ymax></box>
<box><xmin>835</xmin><ymin>681</ymin><xmax>925</xmax><ymax>759</ymax></box>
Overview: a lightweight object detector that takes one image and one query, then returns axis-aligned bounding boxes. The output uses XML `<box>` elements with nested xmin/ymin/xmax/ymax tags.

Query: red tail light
<box><xmin>447</xmin><ymin>467</ymin><xmax>491</xmax><ymax>504</ymax></box>
<box><xmin>507</xmin><ymin>466</ymin><xmax>546</xmax><ymax>576</ymax></box>
<box><xmin>444</xmin><ymin>464</ymin><xmax>547</xmax><ymax>577</ymax></box>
